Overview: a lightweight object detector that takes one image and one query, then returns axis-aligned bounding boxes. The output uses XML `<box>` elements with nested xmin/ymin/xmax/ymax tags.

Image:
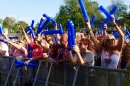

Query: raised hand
<box><xmin>20</xmin><ymin>25</ymin><xmax>25</xmax><ymax>32</ymax></box>
<box><xmin>72</xmin><ymin>45</ymin><xmax>80</xmax><ymax>53</ymax></box>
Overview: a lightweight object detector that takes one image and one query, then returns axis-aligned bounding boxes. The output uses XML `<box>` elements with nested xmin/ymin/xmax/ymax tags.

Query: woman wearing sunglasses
<box><xmin>85</xmin><ymin>16</ymin><xmax>124</xmax><ymax>69</ymax></box>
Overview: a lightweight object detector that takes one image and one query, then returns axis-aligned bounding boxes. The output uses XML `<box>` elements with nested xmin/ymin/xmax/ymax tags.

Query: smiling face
<box><xmin>103</xmin><ymin>34</ymin><xmax>117</xmax><ymax>49</ymax></box>
<box><xmin>60</xmin><ymin>33</ymin><xmax>68</xmax><ymax>46</ymax></box>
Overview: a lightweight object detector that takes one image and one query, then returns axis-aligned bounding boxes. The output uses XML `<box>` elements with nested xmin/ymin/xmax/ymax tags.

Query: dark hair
<box><xmin>80</xmin><ymin>38</ymin><xmax>91</xmax><ymax>45</ymax></box>
<box><xmin>80</xmin><ymin>38</ymin><xmax>93</xmax><ymax>51</ymax></box>
<box><xmin>50</xmin><ymin>45</ymin><xmax>58</xmax><ymax>58</ymax></box>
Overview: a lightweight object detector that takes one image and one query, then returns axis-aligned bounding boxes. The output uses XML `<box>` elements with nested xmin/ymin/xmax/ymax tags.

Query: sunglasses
<box><xmin>106</xmin><ymin>38</ymin><xmax>115</xmax><ymax>42</ymax></box>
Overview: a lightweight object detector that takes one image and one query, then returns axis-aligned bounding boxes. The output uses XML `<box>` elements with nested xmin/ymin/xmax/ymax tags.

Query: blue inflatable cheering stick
<box><xmin>15</xmin><ymin>60</ymin><xmax>36</xmax><ymax>68</ymax></box>
<box><xmin>29</xmin><ymin>27</ymin><xmax>35</xmax><ymax>39</ymax></box>
<box><xmin>90</xmin><ymin>15</ymin><xmax>95</xmax><ymax>28</ymax></box>
<box><xmin>27</xmin><ymin>44</ymin><xmax>32</xmax><ymax>58</ymax></box>
<box><xmin>0</xmin><ymin>38</ymin><xmax>8</xmax><ymax>44</ymax></box>
<box><xmin>125</xmin><ymin>29</ymin><xmax>130</xmax><ymax>40</ymax></box>
<box><xmin>41</xmin><ymin>24</ymin><xmax>64</xmax><ymax>35</ymax></box>
<box><xmin>43</xmin><ymin>14</ymin><xmax>56</xmax><ymax>27</ymax></box>
<box><xmin>68</xmin><ymin>19</ymin><xmax>76</xmax><ymax>50</ymax></box>
<box><xmin>99</xmin><ymin>5</ymin><xmax>115</xmax><ymax>21</ymax></box>
<box><xmin>0</xmin><ymin>25</ymin><xmax>3</xmax><ymax>35</ymax></box>
<box><xmin>100</xmin><ymin>5</ymin><xmax>118</xmax><ymax>30</ymax></box>
<box><xmin>30</xmin><ymin>20</ymin><xmax>35</xmax><ymax>29</ymax></box>
<box><xmin>37</xmin><ymin>18</ymin><xmax>44</xmax><ymax>36</ymax></box>
<box><xmin>112</xmin><ymin>32</ymin><xmax>120</xmax><ymax>38</ymax></box>
<box><xmin>25</xmin><ymin>20</ymin><xmax>35</xmax><ymax>32</ymax></box>
<box><xmin>36</xmin><ymin>17</ymin><xmax>51</xmax><ymax>35</ymax></box>
<box><xmin>8</xmin><ymin>36</ymin><xmax>19</xmax><ymax>39</ymax></box>
<box><xmin>78</xmin><ymin>0</ymin><xmax>89</xmax><ymax>22</ymax></box>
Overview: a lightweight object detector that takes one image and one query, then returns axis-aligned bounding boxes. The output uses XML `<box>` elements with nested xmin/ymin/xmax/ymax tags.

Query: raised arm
<box><xmin>85</xmin><ymin>19</ymin><xmax>102</xmax><ymax>52</ymax></box>
<box><xmin>111</xmin><ymin>17</ymin><xmax>124</xmax><ymax>51</ymax></box>
<box><xmin>20</xmin><ymin>25</ymin><xmax>31</xmax><ymax>44</ymax></box>
<box><xmin>54</xmin><ymin>23</ymin><xmax>61</xmax><ymax>41</ymax></box>
<box><xmin>3</xmin><ymin>34</ymin><xmax>22</xmax><ymax>50</ymax></box>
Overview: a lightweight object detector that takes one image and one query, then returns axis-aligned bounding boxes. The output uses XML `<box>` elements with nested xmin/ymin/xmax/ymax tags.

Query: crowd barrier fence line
<box><xmin>0</xmin><ymin>56</ymin><xmax>130</xmax><ymax>86</ymax></box>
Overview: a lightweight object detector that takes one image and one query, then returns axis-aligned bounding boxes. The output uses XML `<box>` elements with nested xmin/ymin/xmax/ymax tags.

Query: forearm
<box><xmin>103</xmin><ymin>30</ymin><xmax>107</xmax><ymax>36</ymax></box>
<box><xmin>89</xmin><ymin>30</ymin><xmax>101</xmax><ymax>52</ymax></box>
<box><xmin>76</xmin><ymin>52</ymin><xmax>85</xmax><ymax>65</ymax></box>
<box><xmin>31</xmin><ymin>56</ymin><xmax>43</xmax><ymax>61</ymax></box>
<box><xmin>21</xmin><ymin>27</ymin><xmax>31</xmax><ymax>44</ymax></box>
<box><xmin>68</xmin><ymin>51</ymin><xmax>77</xmax><ymax>63</ymax></box>
<box><xmin>113</xmin><ymin>23</ymin><xmax>124</xmax><ymax>37</ymax></box>
<box><xmin>8</xmin><ymin>41</ymin><xmax>21</xmax><ymax>50</ymax></box>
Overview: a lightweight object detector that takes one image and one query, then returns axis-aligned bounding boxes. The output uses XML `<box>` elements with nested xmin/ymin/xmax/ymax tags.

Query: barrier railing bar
<box><xmin>1</xmin><ymin>56</ymin><xmax>130</xmax><ymax>86</ymax></box>
<box><xmin>85</xmin><ymin>67</ymin><xmax>87</xmax><ymax>86</ymax></box>
<box><xmin>86</xmin><ymin>66</ymin><xmax>89</xmax><ymax>86</ymax></box>
<box><xmin>0</xmin><ymin>70</ymin><xmax>47</xmax><ymax>84</ymax></box>
<box><xmin>64</xmin><ymin>63</ymin><xmax>130</xmax><ymax>72</ymax></box>
<box><xmin>72</xmin><ymin>66</ymin><xmax>79</xmax><ymax>86</ymax></box>
<box><xmin>4</xmin><ymin>58</ymin><xmax>15</xmax><ymax>86</ymax></box>
<box><xmin>85</xmin><ymin>66</ymin><xmax>130</xmax><ymax>72</ymax></box>
<box><xmin>1</xmin><ymin>56</ymin><xmax>130</xmax><ymax>73</ymax></box>
<box><xmin>0</xmin><ymin>71</ymin><xmax>10</xmax><ymax>75</ymax></box>
<box><xmin>45</xmin><ymin>62</ymin><xmax>53</xmax><ymax>86</ymax></box>
<box><xmin>13</xmin><ymin>67</ymin><xmax>20</xmax><ymax>86</ymax></box>
<box><xmin>106</xmin><ymin>70</ymin><xmax>108</xmax><ymax>86</ymax></box>
<box><xmin>47</xmin><ymin>82</ymin><xmax>64</xmax><ymax>86</ymax></box>
<box><xmin>129</xmin><ymin>72</ymin><xmax>130</xmax><ymax>86</ymax></box>
<box><xmin>32</xmin><ymin>60</ymin><xmax>42</xmax><ymax>86</ymax></box>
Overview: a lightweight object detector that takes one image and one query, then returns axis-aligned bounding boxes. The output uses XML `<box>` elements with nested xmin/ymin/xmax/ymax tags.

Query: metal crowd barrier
<box><xmin>0</xmin><ymin>56</ymin><xmax>130</xmax><ymax>86</ymax></box>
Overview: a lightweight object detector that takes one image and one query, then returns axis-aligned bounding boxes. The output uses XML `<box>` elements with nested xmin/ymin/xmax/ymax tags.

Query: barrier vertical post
<box><xmin>32</xmin><ymin>61</ymin><xmax>42</xmax><ymax>86</ymax></box>
<box><xmin>72</xmin><ymin>66</ymin><xmax>80</xmax><ymax>86</ymax></box>
<box><xmin>45</xmin><ymin>62</ymin><xmax>53</xmax><ymax>86</ymax></box>
<box><xmin>4</xmin><ymin>59</ymin><xmax>15</xmax><ymax>86</ymax></box>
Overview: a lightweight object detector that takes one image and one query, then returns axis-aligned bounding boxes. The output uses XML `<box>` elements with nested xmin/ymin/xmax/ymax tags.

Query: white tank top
<box><xmin>101</xmin><ymin>50</ymin><xmax>119</xmax><ymax>69</ymax></box>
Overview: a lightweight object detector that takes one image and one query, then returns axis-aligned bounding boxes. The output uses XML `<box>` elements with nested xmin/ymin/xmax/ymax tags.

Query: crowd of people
<box><xmin>0</xmin><ymin>15</ymin><xmax>130</xmax><ymax>71</ymax></box>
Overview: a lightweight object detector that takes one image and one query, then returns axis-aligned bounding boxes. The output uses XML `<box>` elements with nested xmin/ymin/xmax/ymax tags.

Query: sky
<box><xmin>0</xmin><ymin>0</ymin><xmax>130</xmax><ymax>26</ymax></box>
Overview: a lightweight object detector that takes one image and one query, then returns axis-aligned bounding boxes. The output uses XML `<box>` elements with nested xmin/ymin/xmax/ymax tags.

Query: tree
<box><xmin>15</xmin><ymin>21</ymin><xmax>28</xmax><ymax>33</ymax></box>
<box><xmin>0</xmin><ymin>19</ymin><xmax>3</xmax><ymax>26</ymax></box>
<box><xmin>55</xmin><ymin>0</ymin><xmax>104</xmax><ymax>30</ymax></box>
<box><xmin>121</xmin><ymin>12</ymin><xmax>130</xmax><ymax>30</ymax></box>
<box><xmin>107</xmin><ymin>0</ymin><xmax>128</xmax><ymax>19</ymax></box>
<box><xmin>3</xmin><ymin>17</ymin><xmax>16</xmax><ymax>32</ymax></box>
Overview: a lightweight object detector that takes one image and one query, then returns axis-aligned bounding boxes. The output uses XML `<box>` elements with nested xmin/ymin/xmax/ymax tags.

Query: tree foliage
<box><xmin>121</xmin><ymin>12</ymin><xmax>130</xmax><ymax>30</ymax></box>
<box><xmin>107</xmin><ymin>0</ymin><xmax>128</xmax><ymax>19</ymax></box>
<box><xmin>55</xmin><ymin>0</ymin><xmax>104</xmax><ymax>30</ymax></box>
<box><xmin>1</xmin><ymin>17</ymin><xmax>28</xmax><ymax>33</ymax></box>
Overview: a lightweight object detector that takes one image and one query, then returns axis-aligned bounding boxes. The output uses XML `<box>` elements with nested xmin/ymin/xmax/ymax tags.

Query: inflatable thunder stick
<box><xmin>78</xmin><ymin>0</ymin><xmax>89</xmax><ymax>22</ymax></box>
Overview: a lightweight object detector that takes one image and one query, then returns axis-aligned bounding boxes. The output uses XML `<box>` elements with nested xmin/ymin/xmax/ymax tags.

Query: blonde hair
<box><xmin>102</xmin><ymin>34</ymin><xmax>116</xmax><ymax>49</ymax></box>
